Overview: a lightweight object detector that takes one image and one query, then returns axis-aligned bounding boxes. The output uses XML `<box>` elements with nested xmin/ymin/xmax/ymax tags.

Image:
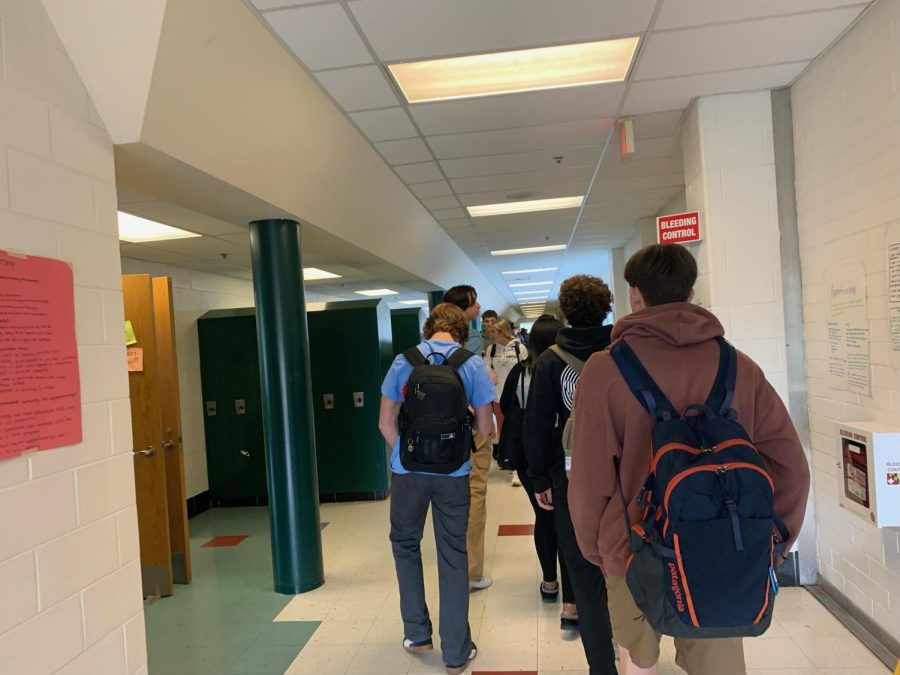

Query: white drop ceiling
<box><xmin>243</xmin><ymin>0</ymin><xmax>869</xmax><ymax>313</ymax></box>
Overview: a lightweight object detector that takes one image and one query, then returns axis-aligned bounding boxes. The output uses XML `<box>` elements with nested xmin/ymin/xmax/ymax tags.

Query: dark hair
<box><xmin>443</xmin><ymin>285</ymin><xmax>477</xmax><ymax>311</ymax></box>
<box><xmin>481</xmin><ymin>309</ymin><xmax>498</xmax><ymax>320</ymax></box>
<box><xmin>624</xmin><ymin>244</ymin><xmax>697</xmax><ymax>307</ymax></box>
<box><xmin>558</xmin><ymin>275</ymin><xmax>612</xmax><ymax>328</ymax></box>
<box><xmin>527</xmin><ymin>316</ymin><xmax>562</xmax><ymax>370</ymax></box>
<box><xmin>423</xmin><ymin>303</ymin><xmax>470</xmax><ymax>344</ymax></box>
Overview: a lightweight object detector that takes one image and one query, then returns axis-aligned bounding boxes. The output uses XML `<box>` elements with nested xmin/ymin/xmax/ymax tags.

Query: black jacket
<box><xmin>523</xmin><ymin>324</ymin><xmax>613</xmax><ymax>493</ymax></box>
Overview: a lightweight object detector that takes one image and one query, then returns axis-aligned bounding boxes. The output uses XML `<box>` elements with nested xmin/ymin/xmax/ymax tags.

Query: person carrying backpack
<box><xmin>524</xmin><ymin>275</ymin><xmax>618</xmax><ymax>674</ymax></box>
<box><xmin>569</xmin><ymin>244</ymin><xmax>810</xmax><ymax>675</ymax></box>
<box><xmin>379</xmin><ymin>303</ymin><xmax>495</xmax><ymax>674</ymax></box>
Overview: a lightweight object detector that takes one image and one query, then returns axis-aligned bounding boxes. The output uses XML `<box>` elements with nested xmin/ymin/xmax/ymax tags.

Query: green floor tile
<box><xmin>171</xmin><ymin>644</ymin><xmax>248</xmax><ymax>675</ymax></box>
<box><xmin>252</xmin><ymin>620</ymin><xmax>320</xmax><ymax>647</ymax></box>
<box><xmin>204</xmin><ymin>621</ymin><xmax>268</xmax><ymax>647</ymax></box>
<box><xmin>224</xmin><ymin>645</ymin><xmax>302</xmax><ymax>675</ymax></box>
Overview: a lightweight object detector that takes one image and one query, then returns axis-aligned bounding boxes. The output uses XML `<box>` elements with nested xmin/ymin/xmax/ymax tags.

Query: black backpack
<box><xmin>497</xmin><ymin>362</ymin><xmax>526</xmax><ymax>470</ymax></box>
<box><xmin>610</xmin><ymin>337</ymin><xmax>789</xmax><ymax>638</ymax></box>
<box><xmin>398</xmin><ymin>347</ymin><xmax>475</xmax><ymax>474</ymax></box>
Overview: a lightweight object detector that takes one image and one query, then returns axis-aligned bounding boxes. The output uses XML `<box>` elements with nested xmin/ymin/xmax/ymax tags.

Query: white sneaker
<box><xmin>446</xmin><ymin>645</ymin><xmax>477</xmax><ymax>674</ymax></box>
<box><xmin>511</xmin><ymin>474</ymin><xmax>522</xmax><ymax>487</ymax></box>
<box><xmin>468</xmin><ymin>576</ymin><xmax>492</xmax><ymax>591</ymax></box>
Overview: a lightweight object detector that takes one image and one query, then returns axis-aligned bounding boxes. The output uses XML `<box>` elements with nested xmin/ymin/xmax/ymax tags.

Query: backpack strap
<box><xmin>609</xmin><ymin>339</ymin><xmax>678</xmax><ymax>421</ymax></box>
<box><xmin>704</xmin><ymin>337</ymin><xmax>738</xmax><ymax>418</ymax></box>
<box><xmin>446</xmin><ymin>347</ymin><xmax>475</xmax><ymax>370</ymax></box>
<box><xmin>549</xmin><ymin>345</ymin><xmax>585</xmax><ymax>375</ymax></box>
<box><xmin>403</xmin><ymin>347</ymin><xmax>427</xmax><ymax>368</ymax></box>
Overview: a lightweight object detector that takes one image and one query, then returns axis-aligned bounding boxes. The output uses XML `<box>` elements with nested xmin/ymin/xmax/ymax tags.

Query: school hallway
<box><xmin>144</xmin><ymin>465</ymin><xmax>891</xmax><ymax>675</ymax></box>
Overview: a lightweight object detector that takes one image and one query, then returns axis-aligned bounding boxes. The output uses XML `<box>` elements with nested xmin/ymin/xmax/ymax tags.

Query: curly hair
<box><xmin>423</xmin><ymin>303</ymin><xmax>470</xmax><ymax>344</ymax></box>
<box><xmin>558</xmin><ymin>274</ymin><xmax>612</xmax><ymax>328</ymax></box>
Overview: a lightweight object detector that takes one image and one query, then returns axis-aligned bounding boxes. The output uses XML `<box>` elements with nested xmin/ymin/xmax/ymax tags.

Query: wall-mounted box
<box><xmin>836</xmin><ymin>421</ymin><xmax>900</xmax><ymax>527</ymax></box>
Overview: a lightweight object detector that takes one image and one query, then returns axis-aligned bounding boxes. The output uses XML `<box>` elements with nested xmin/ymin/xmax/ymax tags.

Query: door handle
<box><xmin>162</xmin><ymin>440</ymin><xmax>176</xmax><ymax>450</ymax></box>
<box><xmin>132</xmin><ymin>446</ymin><xmax>156</xmax><ymax>457</ymax></box>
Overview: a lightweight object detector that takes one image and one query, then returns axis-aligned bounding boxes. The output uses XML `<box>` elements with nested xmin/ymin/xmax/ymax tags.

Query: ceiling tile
<box><xmin>349</xmin><ymin>107</ymin><xmax>418</xmax><ymax>141</ymax></box>
<box><xmin>449</xmin><ymin>166</ymin><xmax>595</xmax><ymax>195</ymax></box>
<box><xmin>422</xmin><ymin>195</ymin><xmax>460</xmax><ymax>210</ymax></box>
<box><xmin>427</xmin><ymin>119</ymin><xmax>614</xmax><ymax>160</ymax></box>
<box><xmin>347</xmin><ymin>0</ymin><xmax>656</xmax><ymax>61</ymax></box>
<box><xmin>409</xmin><ymin>180</ymin><xmax>453</xmax><ymax>199</ymax></box>
<box><xmin>459</xmin><ymin>181</ymin><xmax>590</xmax><ymax>207</ymax></box>
<box><xmin>654</xmin><ymin>0</ymin><xmax>869</xmax><ymax>30</ymax></box>
<box><xmin>393</xmin><ymin>161</ymin><xmax>445</xmax><ymax>184</ymax></box>
<box><xmin>262</xmin><ymin>4</ymin><xmax>371</xmax><ymax>70</ymax></box>
<box><xmin>316</xmin><ymin>65</ymin><xmax>399</xmax><ymax>111</ymax></box>
<box><xmin>374</xmin><ymin>137</ymin><xmax>433</xmax><ymax>164</ymax></box>
<box><xmin>598</xmin><ymin>155</ymin><xmax>685</xmax><ymax>179</ymax></box>
<box><xmin>441</xmin><ymin>145</ymin><xmax>603</xmax><ymax>179</ymax></box>
<box><xmin>432</xmin><ymin>208</ymin><xmax>467</xmax><ymax>221</ymax></box>
<box><xmin>629</xmin><ymin>110</ymin><xmax>685</xmax><ymax>140</ymax></box>
<box><xmin>635</xmin><ymin>8</ymin><xmax>865</xmax><ymax>80</ymax></box>
<box><xmin>409</xmin><ymin>84</ymin><xmax>625</xmax><ymax>136</ymax></box>
<box><xmin>118</xmin><ymin>243</ymin><xmax>207</xmax><ymax>267</ymax></box>
<box><xmin>623</xmin><ymin>62</ymin><xmax>809</xmax><ymax>115</ymax></box>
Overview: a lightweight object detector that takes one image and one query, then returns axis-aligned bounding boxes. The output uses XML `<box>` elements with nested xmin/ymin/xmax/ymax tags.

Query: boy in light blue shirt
<box><xmin>379</xmin><ymin>303</ymin><xmax>493</xmax><ymax>674</ymax></box>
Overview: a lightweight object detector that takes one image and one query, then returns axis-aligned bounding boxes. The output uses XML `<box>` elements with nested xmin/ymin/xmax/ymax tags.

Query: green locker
<box><xmin>197</xmin><ymin>300</ymin><xmax>393</xmax><ymax>504</ymax></box>
<box><xmin>390</xmin><ymin>307</ymin><xmax>425</xmax><ymax>357</ymax></box>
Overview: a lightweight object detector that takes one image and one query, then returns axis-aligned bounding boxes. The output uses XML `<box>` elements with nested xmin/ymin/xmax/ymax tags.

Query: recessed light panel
<box><xmin>399</xmin><ymin>299</ymin><xmax>429</xmax><ymax>305</ymax></box>
<box><xmin>491</xmin><ymin>244</ymin><xmax>567</xmax><ymax>257</ymax></box>
<box><xmin>355</xmin><ymin>289</ymin><xmax>398</xmax><ymax>297</ymax></box>
<box><xmin>509</xmin><ymin>281</ymin><xmax>553</xmax><ymax>288</ymax></box>
<box><xmin>388</xmin><ymin>38</ymin><xmax>640</xmax><ymax>104</ymax></box>
<box><xmin>469</xmin><ymin>196</ymin><xmax>583</xmax><ymax>218</ymax></box>
<box><xmin>303</xmin><ymin>267</ymin><xmax>342</xmax><ymax>280</ymax></box>
<box><xmin>117</xmin><ymin>212</ymin><xmax>201</xmax><ymax>243</ymax></box>
<box><xmin>502</xmin><ymin>267</ymin><xmax>558</xmax><ymax>275</ymax></box>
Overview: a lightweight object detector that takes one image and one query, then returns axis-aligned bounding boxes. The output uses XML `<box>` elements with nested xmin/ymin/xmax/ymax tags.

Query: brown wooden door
<box><xmin>152</xmin><ymin>276</ymin><xmax>192</xmax><ymax>584</ymax></box>
<box><xmin>122</xmin><ymin>274</ymin><xmax>173</xmax><ymax>598</ymax></box>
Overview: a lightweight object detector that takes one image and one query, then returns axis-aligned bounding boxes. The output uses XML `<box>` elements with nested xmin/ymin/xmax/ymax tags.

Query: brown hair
<box><xmin>624</xmin><ymin>244</ymin><xmax>697</xmax><ymax>307</ymax></box>
<box><xmin>424</xmin><ymin>303</ymin><xmax>470</xmax><ymax>344</ymax></box>
<box><xmin>443</xmin><ymin>285</ymin><xmax>477</xmax><ymax>311</ymax></box>
<box><xmin>558</xmin><ymin>275</ymin><xmax>612</xmax><ymax>328</ymax></box>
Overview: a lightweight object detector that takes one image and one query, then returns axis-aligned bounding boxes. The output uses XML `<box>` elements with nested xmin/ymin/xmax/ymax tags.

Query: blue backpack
<box><xmin>610</xmin><ymin>337</ymin><xmax>789</xmax><ymax>638</ymax></box>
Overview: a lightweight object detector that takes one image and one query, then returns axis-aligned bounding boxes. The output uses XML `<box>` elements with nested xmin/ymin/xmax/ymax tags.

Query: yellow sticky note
<box><xmin>125</xmin><ymin>320</ymin><xmax>137</xmax><ymax>346</ymax></box>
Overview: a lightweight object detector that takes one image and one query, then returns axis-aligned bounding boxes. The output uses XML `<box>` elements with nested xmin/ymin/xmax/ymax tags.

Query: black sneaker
<box><xmin>402</xmin><ymin>637</ymin><xmax>433</xmax><ymax>654</ymax></box>
<box><xmin>446</xmin><ymin>644</ymin><xmax>477</xmax><ymax>674</ymax></box>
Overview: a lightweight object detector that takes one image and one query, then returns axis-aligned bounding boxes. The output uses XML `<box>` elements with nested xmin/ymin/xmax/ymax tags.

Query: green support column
<box><xmin>249</xmin><ymin>219</ymin><xmax>324</xmax><ymax>594</ymax></box>
<box><xmin>428</xmin><ymin>290</ymin><xmax>444</xmax><ymax>311</ymax></box>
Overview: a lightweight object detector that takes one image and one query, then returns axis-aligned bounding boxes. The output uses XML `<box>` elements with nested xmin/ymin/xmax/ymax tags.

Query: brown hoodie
<box><xmin>568</xmin><ymin>302</ymin><xmax>810</xmax><ymax>577</ymax></box>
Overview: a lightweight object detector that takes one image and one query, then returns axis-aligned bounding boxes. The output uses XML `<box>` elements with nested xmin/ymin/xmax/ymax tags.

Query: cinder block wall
<box><xmin>792</xmin><ymin>0</ymin><xmax>900</xmax><ymax>642</ymax></box>
<box><xmin>0</xmin><ymin>0</ymin><xmax>147</xmax><ymax>671</ymax></box>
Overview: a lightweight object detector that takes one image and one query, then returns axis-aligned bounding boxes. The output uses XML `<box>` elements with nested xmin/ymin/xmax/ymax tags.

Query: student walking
<box><xmin>379</xmin><ymin>303</ymin><xmax>495</xmax><ymax>674</ymax></box>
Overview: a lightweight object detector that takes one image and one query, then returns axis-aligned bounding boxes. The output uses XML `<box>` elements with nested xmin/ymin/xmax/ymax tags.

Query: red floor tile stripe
<box><xmin>473</xmin><ymin>672</ymin><xmax>538</xmax><ymax>675</ymax></box>
<box><xmin>497</xmin><ymin>524</ymin><xmax>534</xmax><ymax>536</ymax></box>
<box><xmin>202</xmin><ymin>535</ymin><xmax>249</xmax><ymax>547</ymax></box>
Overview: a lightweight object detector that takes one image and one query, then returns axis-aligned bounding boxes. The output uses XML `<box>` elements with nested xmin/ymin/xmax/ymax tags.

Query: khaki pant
<box><xmin>466</xmin><ymin>430</ymin><xmax>492</xmax><ymax>579</ymax></box>
<box><xmin>606</xmin><ymin>576</ymin><xmax>746</xmax><ymax>675</ymax></box>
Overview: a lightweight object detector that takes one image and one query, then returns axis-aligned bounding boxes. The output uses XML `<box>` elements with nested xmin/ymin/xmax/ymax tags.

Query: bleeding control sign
<box><xmin>657</xmin><ymin>211</ymin><xmax>701</xmax><ymax>245</ymax></box>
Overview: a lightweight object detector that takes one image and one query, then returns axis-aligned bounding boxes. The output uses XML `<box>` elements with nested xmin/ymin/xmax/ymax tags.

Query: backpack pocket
<box><xmin>670</xmin><ymin>517</ymin><xmax>773</xmax><ymax>628</ymax></box>
<box><xmin>401</xmin><ymin>415</ymin><xmax>470</xmax><ymax>474</ymax></box>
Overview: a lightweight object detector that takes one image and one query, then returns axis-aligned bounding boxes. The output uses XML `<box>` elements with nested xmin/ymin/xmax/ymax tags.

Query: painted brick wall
<box><xmin>792</xmin><ymin>0</ymin><xmax>900</xmax><ymax>641</ymax></box>
<box><xmin>683</xmin><ymin>91</ymin><xmax>791</xmax><ymax>404</ymax></box>
<box><xmin>0</xmin><ymin>0</ymin><xmax>146</xmax><ymax>671</ymax></box>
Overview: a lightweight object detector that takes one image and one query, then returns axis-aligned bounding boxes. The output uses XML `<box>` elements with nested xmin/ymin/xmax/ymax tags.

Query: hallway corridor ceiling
<box><xmin>247</xmin><ymin>0</ymin><xmax>870</xmax><ymax>313</ymax></box>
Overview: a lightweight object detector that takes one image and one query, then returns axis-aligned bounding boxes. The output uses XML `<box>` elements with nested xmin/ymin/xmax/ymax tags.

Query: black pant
<box><xmin>516</xmin><ymin>466</ymin><xmax>574</xmax><ymax>604</ymax></box>
<box><xmin>552</xmin><ymin>480</ymin><xmax>618</xmax><ymax>675</ymax></box>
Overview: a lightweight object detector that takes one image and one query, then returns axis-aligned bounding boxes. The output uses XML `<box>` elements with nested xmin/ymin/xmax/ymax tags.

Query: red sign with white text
<box><xmin>657</xmin><ymin>211</ymin><xmax>701</xmax><ymax>245</ymax></box>
<box><xmin>0</xmin><ymin>251</ymin><xmax>82</xmax><ymax>460</ymax></box>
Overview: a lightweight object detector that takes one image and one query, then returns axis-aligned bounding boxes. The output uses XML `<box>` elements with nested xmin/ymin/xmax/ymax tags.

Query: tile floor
<box><xmin>145</xmin><ymin>466</ymin><xmax>893</xmax><ymax>674</ymax></box>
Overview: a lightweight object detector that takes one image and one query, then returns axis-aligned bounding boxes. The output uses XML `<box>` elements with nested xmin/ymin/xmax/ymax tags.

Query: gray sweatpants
<box><xmin>389</xmin><ymin>472</ymin><xmax>473</xmax><ymax>667</ymax></box>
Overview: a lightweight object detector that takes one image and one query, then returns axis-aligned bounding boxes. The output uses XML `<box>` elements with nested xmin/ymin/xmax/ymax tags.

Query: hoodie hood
<box><xmin>611</xmin><ymin>302</ymin><xmax>724</xmax><ymax>346</ymax></box>
<box><xmin>556</xmin><ymin>324</ymin><xmax>613</xmax><ymax>361</ymax></box>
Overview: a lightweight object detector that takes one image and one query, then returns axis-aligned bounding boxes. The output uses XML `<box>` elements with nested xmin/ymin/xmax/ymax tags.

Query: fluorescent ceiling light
<box><xmin>491</xmin><ymin>244</ymin><xmax>567</xmax><ymax>257</ymax></box>
<box><xmin>388</xmin><ymin>38</ymin><xmax>640</xmax><ymax>104</ymax></box>
<box><xmin>515</xmin><ymin>290</ymin><xmax>550</xmax><ymax>295</ymax></box>
<box><xmin>303</xmin><ymin>267</ymin><xmax>341</xmax><ymax>280</ymax></box>
<box><xmin>469</xmin><ymin>196</ymin><xmax>583</xmax><ymax>218</ymax></box>
<box><xmin>502</xmin><ymin>267</ymin><xmax>558</xmax><ymax>275</ymax></box>
<box><xmin>355</xmin><ymin>288</ymin><xmax>398</xmax><ymax>297</ymax></box>
<box><xmin>509</xmin><ymin>281</ymin><xmax>553</xmax><ymax>288</ymax></box>
<box><xmin>117</xmin><ymin>212</ymin><xmax>201</xmax><ymax>243</ymax></box>
<box><xmin>399</xmin><ymin>300</ymin><xmax>429</xmax><ymax>305</ymax></box>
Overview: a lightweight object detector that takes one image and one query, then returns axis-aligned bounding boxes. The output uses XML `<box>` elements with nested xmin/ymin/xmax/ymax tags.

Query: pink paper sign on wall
<box><xmin>0</xmin><ymin>251</ymin><xmax>82</xmax><ymax>460</ymax></box>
